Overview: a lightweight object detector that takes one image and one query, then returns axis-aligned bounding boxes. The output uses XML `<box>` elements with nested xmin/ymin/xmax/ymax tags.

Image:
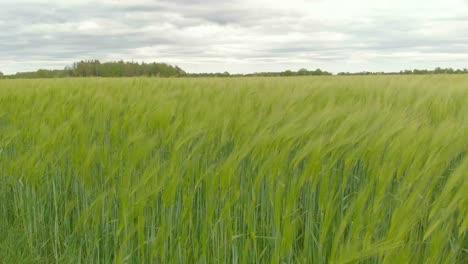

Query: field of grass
<box><xmin>0</xmin><ymin>76</ymin><xmax>467</xmax><ymax>263</ymax></box>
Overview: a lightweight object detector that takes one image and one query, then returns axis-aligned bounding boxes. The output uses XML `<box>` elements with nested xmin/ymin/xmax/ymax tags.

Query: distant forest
<box><xmin>2</xmin><ymin>60</ymin><xmax>186</xmax><ymax>79</ymax></box>
<box><xmin>1</xmin><ymin>60</ymin><xmax>467</xmax><ymax>78</ymax></box>
<box><xmin>0</xmin><ymin>60</ymin><xmax>332</xmax><ymax>78</ymax></box>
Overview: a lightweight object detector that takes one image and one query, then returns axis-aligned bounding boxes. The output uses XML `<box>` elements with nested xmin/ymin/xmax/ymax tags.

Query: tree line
<box><xmin>0</xmin><ymin>64</ymin><xmax>333</xmax><ymax>78</ymax></box>
<box><xmin>187</xmin><ymin>68</ymin><xmax>332</xmax><ymax>77</ymax></box>
<box><xmin>337</xmin><ymin>67</ymin><xmax>468</xmax><ymax>75</ymax></box>
<box><xmin>1</xmin><ymin>63</ymin><xmax>468</xmax><ymax>79</ymax></box>
<box><xmin>2</xmin><ymin>60</ymin><xmax>186</xmax><ymax>79</ymax></box>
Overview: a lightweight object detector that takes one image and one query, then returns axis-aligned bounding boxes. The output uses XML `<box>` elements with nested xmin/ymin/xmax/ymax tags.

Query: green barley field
<box><xmin>0</xmin><ymin>76</ymin><xmax>467</xmax><ymax>263</ymax></box>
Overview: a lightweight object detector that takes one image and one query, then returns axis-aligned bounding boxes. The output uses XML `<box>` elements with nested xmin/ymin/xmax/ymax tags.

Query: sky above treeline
<box><xmin>1</xmin><ymin>0</ymin><xmax>468</xmax><ymax>74</ymax></box>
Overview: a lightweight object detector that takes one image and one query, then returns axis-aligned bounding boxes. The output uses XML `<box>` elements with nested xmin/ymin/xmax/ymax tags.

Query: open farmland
<box><xmin>0</xmin><ymin>76</ymin><xmax>467</xmax><ymax>263</ymax></box>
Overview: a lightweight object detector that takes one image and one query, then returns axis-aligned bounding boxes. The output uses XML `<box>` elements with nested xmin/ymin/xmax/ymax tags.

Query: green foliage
<box><xmin>69</xmin><ymin>60</ymin><xmax>186</xmax><ymax>77</ymax></box>
<box><xmin>5</xmin><ymin>60</ymin><xmax>186</xmax><ymax>79</ymax></box>
<box><xmin>0</xmin><ymin>76</ymin><xmax>467</xmax><ymax>263</ymax></box>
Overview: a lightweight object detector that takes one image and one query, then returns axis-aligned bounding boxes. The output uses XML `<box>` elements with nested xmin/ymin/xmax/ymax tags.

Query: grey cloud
<box><xmin>1</xmin><ymin>0</ymin><xmax>467</xmax><ymax>74</ymax></box>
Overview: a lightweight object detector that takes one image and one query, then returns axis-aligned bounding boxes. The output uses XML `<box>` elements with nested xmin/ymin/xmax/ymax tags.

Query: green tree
<box><xmin>298</xmin><ymin>68</ymin><xmax>308</xmax><ymax>75</ymax></box>
<box><xmin>282</xmin><ymin>70</ymin><xmax>293</xmax><ymax>76</ymax></box>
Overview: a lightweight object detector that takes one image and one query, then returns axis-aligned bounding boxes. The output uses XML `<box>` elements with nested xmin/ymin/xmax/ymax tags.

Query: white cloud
<box><xmin>77</xmin><ymin>20</ymin><xmax>101</xmax><ymax>32</ymax></box>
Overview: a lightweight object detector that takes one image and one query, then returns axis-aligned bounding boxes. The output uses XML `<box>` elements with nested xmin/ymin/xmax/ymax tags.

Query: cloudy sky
<box><xmin>1</xmin><ymin>0</ymin><xmax>468</xmax><ymax>74</ymax></box>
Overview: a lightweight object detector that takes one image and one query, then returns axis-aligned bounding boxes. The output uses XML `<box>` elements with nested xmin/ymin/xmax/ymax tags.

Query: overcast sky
<box><xmin>1</xmin><ymin>0</ymin><xmax>468</xmax><ymax>74</ymax></box>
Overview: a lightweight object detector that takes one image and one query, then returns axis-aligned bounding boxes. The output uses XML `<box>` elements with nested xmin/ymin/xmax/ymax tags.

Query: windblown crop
<box><xmin>0</xmin><ymin>76</ymin><xmax>466</xmax><ymax>263</ymax></box>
